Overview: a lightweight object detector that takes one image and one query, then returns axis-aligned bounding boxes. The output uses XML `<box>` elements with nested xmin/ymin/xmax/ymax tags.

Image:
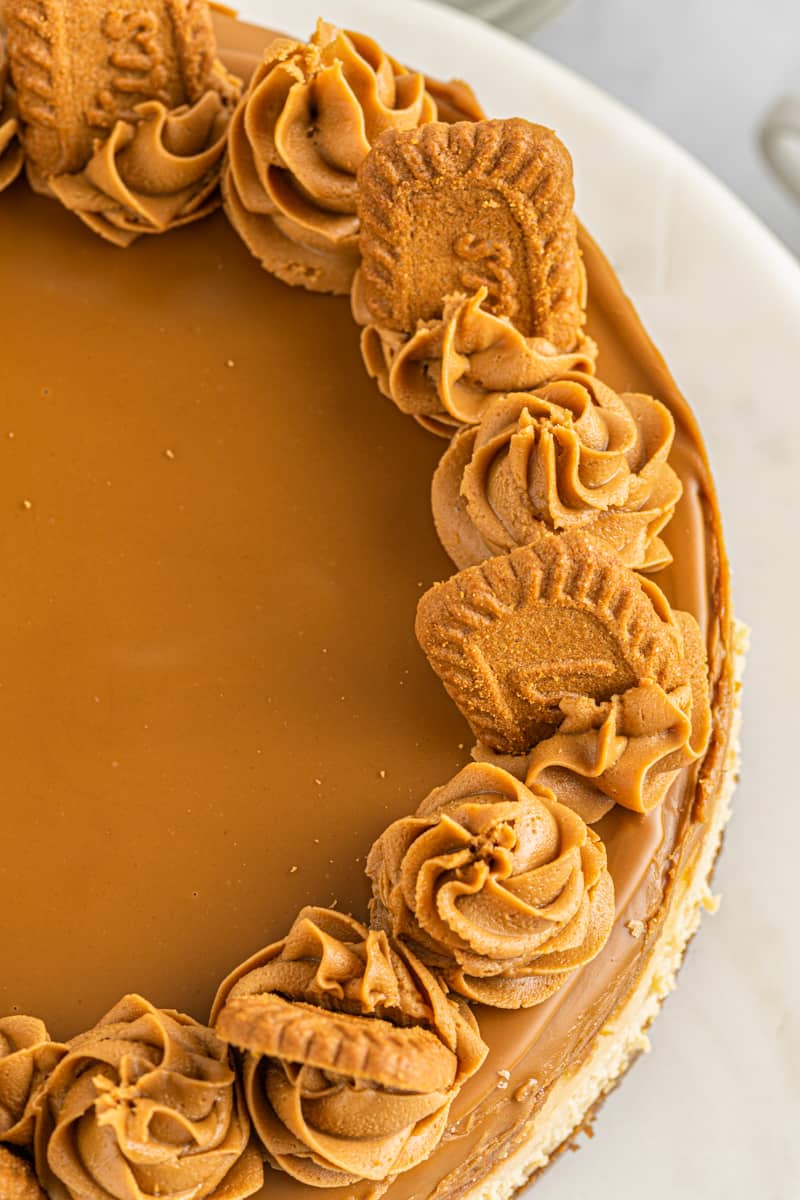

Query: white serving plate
<box><xmin>237</xmin><ymin>2</ymin><xmax>800</xmax><ymax>1195</ymax></box>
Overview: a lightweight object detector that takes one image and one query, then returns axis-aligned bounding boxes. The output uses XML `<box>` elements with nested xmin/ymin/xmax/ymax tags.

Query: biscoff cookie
<box><xmin>4</xmin><ymin>0</ymin><xmax>233</xmax><ymax>177</ymax></box>
<box><xmin>416</xmin><ymin>529</ymin><xmax>689</xmax><ymax>754</ymax></box>
<box><xmin>356</xmin><ymin>118</ymin><xmax>586</xmax><ymax>348</ymax></box>
<box><xmin>217</xmin><ymin>994</ymin><xmax>458</xmax><ymax>1093</ymax></box>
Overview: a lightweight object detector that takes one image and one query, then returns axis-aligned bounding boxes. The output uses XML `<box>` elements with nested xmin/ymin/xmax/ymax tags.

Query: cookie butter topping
<box><xmin>45</xmin><ymin>92</ymin><xmax>234</xmax><ymax>247</ymax></box>
<box><xmin>0</xmin><ymin>1016</ymin><xmax>64</xmax><ymax>1148</ymax></box>
<box><xmin>367</xmin><ymin>764</ymin><xmax>614</xmax><ymax>1008</ymax></box>
<box><xmin>354</xmin><ymin>286</ymin><xmax>598</xmax><ymax>436</ymax></box>
<box><xmin>432</xmin><ymin>373</ymin><xmax>682</xmax><ymax>568</ymax></box>
<box><xmin>213</xmin><ymin>907</ymin><xmax>487</xmax><ymax>1190</ymax></box>
<box><xmin>0</xmin><ymin>34</ymin><xmax>23</xmax><ymax>192</ymax></box>
<box><xmin>224</xmin><ymin>20</ymin><xmax>484</xmax><ymax>294</ymax></box>
<box><xmin>33</xmin><ymin>995</ymin><xmax>262</xmax><ymax>1200</ymax></box>
<box><xmin>523</xmin><ymin>611</ymin><xmax>712</xmax><ymax>821</ymax></box>
<box><xmin>4</xmin><ymin>0</ymin><xmax>239</xmax><ymax>243</ymax></box>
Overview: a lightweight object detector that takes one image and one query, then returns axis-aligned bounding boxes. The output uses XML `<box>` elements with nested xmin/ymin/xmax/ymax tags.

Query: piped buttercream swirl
<box><xmin>354</xmin><ymin>286</ymin><xmax>598</xmax><ymax>436</ymax></box>
<box><xmin>224</xmin><ymin>20</ymin><xmax>485</xmax><ymax>294</ymax></box>
<box><xmin>0</xmin><ymin>1016</ymin><xmax>64</xmax><ymax>1149</ymax></box>
<box><xmin>42</xmin><ymin>92</ymin><xmax>235</xmax><ymax>248</ymax></box>
<box><xmin>367</xmin><ymin>764</ymin><xmax>615</xmax><ymax>1009</ymax></box>
<box><xmin>212</xmin><ymin>906</ymin><xmax>487</xmax><ymax>1190</ymax></box>
<box><xmin>0</xmin><ymin>1146</ymin><xmax>45</xmax><ymax>1200</ymax></box>
<box><xmin>522</xmin><ymin>611</ymin><xmax>712</xmax><ymax>822</ymax></box>
<box><xmin>432</xmin><ymin>372</ymin><xmax>682</xmax><ymax>568</ymax></box>
<box><xmin>0</xmin><ymin>35</ymin><xmax>23</xmax><ymax>193</ymax></box>
<box><xmin>33</xmin><ymin>994</ymin><xmax>262</xmax><ymax>1200</ymax></box>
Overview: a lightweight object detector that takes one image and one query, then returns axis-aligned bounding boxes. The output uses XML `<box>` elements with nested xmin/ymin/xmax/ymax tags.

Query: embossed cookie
<box><xmin>0</xmin><ymin>1146</ymin><xmax>46</xmax><ymax>1200</ymax></box>
<box><xmin>416</xmin><ymin>530</ymin><xmax>689</xmax><ymax>754</ymax></box>
<box><xmin>357</xmin><ymin>118</ymin><xmax>586</xmax><ymax>347</ymax></box>
<box><xmin>212</xmin><ymin>907</ymin><xmax>486</xmax><ymax>1191</ymax></box>
<box><xmin>4</xmin><ymin>0</ymin><xmax>232</xmax><ymax>177</ymax></box>
<box><xmin>217</xmin><ymin>994</ymin><xmax>458</xmax><ymax>1093</ymax></box>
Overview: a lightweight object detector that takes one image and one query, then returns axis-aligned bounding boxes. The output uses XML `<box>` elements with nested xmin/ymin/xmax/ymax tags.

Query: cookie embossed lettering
<box><xmin>453</xmin><ymin>233</ymin><xmax>517</xmax><ymax>317</ymax></box>
<box><xmin>89</xmin><ymin>9</ymin><xmax>169</xmax><ymax>127</ymax></box>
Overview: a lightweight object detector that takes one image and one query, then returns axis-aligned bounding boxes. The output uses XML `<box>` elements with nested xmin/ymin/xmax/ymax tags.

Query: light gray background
<box><xmin>530</xmin><ymin>0</ymin><xmax>800</xmax><ymax>255</ymax></box>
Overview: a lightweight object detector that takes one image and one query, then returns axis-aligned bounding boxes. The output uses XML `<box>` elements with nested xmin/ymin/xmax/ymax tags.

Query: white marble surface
<box><xmin>240</xmin><ymin>3</ymin><xmax>799</xmax><ymax>1195</ymax></box>
<box><xmin>532</xmin><ymin>0</ymin><xmax>800</xmax><ymax>258</ymax></box>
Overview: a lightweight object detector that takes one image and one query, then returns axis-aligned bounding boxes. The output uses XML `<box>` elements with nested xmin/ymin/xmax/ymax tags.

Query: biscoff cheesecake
<box><xmin>0</xmin><ymin>5</ymin><xmax>741</xmax><ymax>1200</ymax></box>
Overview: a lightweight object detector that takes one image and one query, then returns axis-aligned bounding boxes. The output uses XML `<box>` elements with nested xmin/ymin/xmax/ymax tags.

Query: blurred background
<box><xmin>444</xmin><ymin>0</ymin><xmax>800</xmax><ymax>257</ymax></box>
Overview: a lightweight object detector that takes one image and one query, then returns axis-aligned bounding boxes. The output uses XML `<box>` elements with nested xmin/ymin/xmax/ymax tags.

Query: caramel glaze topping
<box><xmin>0</xmin><ymin>13</ymin><xmax>734</xmax><ymax>1200</ymax></box>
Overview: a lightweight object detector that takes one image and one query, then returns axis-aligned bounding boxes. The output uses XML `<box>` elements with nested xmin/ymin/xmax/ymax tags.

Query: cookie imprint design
<box><xmin>213</xmin><ymin>907</ymin><xmax>486</xmax><ymax>1192</ymax></box>
<box><xmin>4</xmin><ymin>0</ymin><xmax>238</xmax><ymax>243</ymax></box>
<box><xmin>356</xmin><ymin>118</ymin><xmax>586</xmax><ymax>346</ymax></box>
<box><xmin>453</xmin><ymin>233</ymin><xmax>517</xmax><ymax>316</ymax></box>
<box><xmin>224</xmin><ymin>20</ymin><xmax>484</xmax><ymax>295</ymax></box>
<box><xmin>416</xmin><ymin>531</ymin><xmax>689</xmax><ymax>754</ymax></box>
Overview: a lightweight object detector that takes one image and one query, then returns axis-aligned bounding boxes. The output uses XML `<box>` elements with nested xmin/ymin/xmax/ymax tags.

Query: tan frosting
<box><xmin>224</xmin><ymin>20</ymin><xmax>484</xmax><ymax>294</ymax></box>
<box><xmin>41</xmin><ymin>91</ymin><xmax>234</xmax><ymax>248</ymax></box>
<box><xmin>353</xmin><ymin>286</ymin><xmax>598</xmax><ymax>436</ymax></box>
<box><xmin>0</xmin><ymin>1145</ymin><xmax>46</xmax><ymax>1200</ymax></box>
<box><xmin>212</xmin><ymin>907</ymin><xmax>487</xmax><ymax>1191</ymax></box>
<box><xmin>0</xmin><ymin>33</ymin><xmax>23</xmax><ymax>192</ymax></box>
<box><xmin>432</xmin><ymin>372</ymin><xmax>682</xmax><ymax>569</ymax></box>
<box><xmin>367</xmin><ymin>763</ymin><xmax>614</xmax><ymax>1009</ymax></box>
<box><xmin>4</xmin><ymin>0</ymin><xmax>239</xmax><ymax>243</ymax></box>
<box><xmin>0</xmin><ymin>1016</ymin><xmax>64</xmax><ymax>1149</ymax></box>
<box><xmin>33</xmin><ymin>994</ymin><xmax>262</xmax><ymax>1200</ymax></box>
<box><xmin>523</xmin><ymin>611</ymin><xmax>712</xmax><ymax>822</ymax></box>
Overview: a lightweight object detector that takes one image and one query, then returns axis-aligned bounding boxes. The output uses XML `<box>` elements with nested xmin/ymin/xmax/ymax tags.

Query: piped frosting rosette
<box><xmin>521</xmin><ymin>611</ymin><xmax>713</xmax><ymax>823</ymax></box>
<box><xmin>33</xmin><ymin>995</ymin><xmax>262</xmax><ymax>1200</ymax></box>
<box><xmin>354</xmin><ymin>285</ymin><xmax>598</xmax><ymax>436</ymax></box>
<box><xmin>224</xmin><ymin>20</ymin><xmax>485</xmax><ymax>294</ymax></box>
<box><xmin>5</xmin><ymin>0</ymin><xmax>240</xmax><ymax>245</ymax></box>
<box><xmin>43</xmin><ymin>92</ymin><xmax>235</xmax><ymax>248</ymax></box>
<box><xmin>432</xmin><ymin>372</ymin><xmax>682</xmax><ymax>570</ymax></box>
<box><xmin>0</xmin><ymin>1146</ymin><xmax>45</xmax><ymax>1200</ymax></box>
<box><xmin>0</xmin><ymin>1016</ymin><xmax>64</xmax><ymax>1149</ymax></box>
<box><xmin>367</xmin><ymin>763</ymin><xmax>615</xmax><ymax>1009</ymax></box>
<box><xmin>0</xmin><ymin>34</ymin><xmax>23</xmax><ymax>192</ymax></box>
<box><xmin>212</xmin><ymin>906</ymin><xmax>487</xmax><ymax>1191</ymax></box>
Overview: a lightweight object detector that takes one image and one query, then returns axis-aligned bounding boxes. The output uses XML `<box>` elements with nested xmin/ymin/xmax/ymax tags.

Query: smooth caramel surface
<box><xmin>0</xmin><ymin>179</ymin><xmax>473</xmax><ymax>1036</ymax></box>
<box><xmin>0</xmin><ymin>15</ymin><xmax>732</xmax><ymax>1200</ymax></box>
